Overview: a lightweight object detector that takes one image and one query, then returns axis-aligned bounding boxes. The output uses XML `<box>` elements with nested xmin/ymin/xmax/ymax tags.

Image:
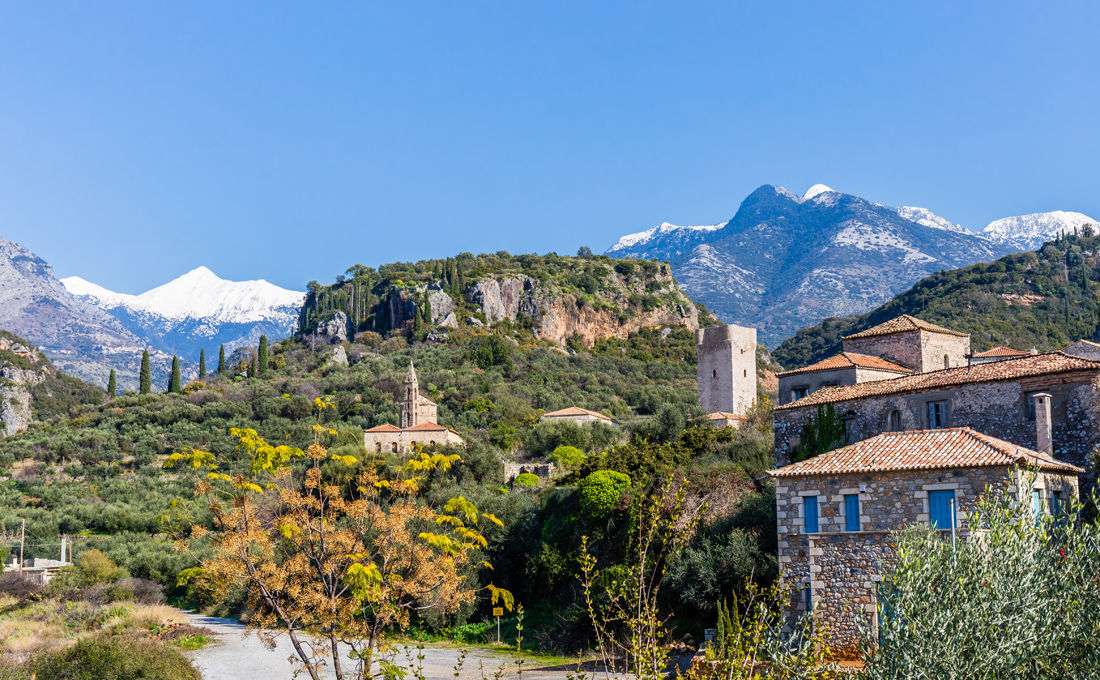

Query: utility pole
<box><xmin>19</xmin><ymin>519</ymin><xmax>25</xmax><ymax>573</ymax></box>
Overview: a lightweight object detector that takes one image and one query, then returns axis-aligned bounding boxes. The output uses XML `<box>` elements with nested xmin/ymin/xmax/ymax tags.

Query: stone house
<box><xmin>540</xmin><ymin>406</ymin><xmax>615</xmax><ymax>426</ymax></box>
<box><xmin>968</xmin><ymin>346</ymin><xmax>1029</xmax><ymax>364</ymax></box>
<box><xmin>770</xmin><ymin>427</ymin><xmax>1081</xmax><ymax>657</ymax></box>
<box><xmin>774</xmin><ymin>350</ymin><xmax>1100</xmax><ymax>486</ymax></box>
<box><xmin>778</xmin><ymin>352</ymin><xmax>912</xmax><ymax>406</ymax></box>
<box><xmin>363</xmin><ymin>363</ymin><xmax>465</xmax><ymax>454</ymax></box>
<box><xmin>841</xmin><ymin>315</ymin><xmax>971</xmax><ymax>373</ymax></box>
<box><xmin>1064</xmin><ymin>339</ymin><xmax>1100</xmax><ymax>360</ymax></box>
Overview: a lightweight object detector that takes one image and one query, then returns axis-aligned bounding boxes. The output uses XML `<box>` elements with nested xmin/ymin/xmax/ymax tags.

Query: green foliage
<box><xmin>198</xmin><ymin>349</ymin><xmax>206</xmax><ymax>380</ymax></box>
<box><xmin>167</xmin><ymin>356</ymin><xmax>181</xmax><ymax>394</ymax></box>
<box><xmin>576</xmin><ymin>470</ymin><xmax>631</xmax><ymax>519</ymax></box>
<box><xmin>468</xmin><ymin>333</ymin><xmax>513</xmax><ymax>371</ymax></box>
<box><xmin>863</xmin><ymin>489</ymin><xmax>1100</xmax><ymax>679</ymax></box>
<box><xmin>107</xmin><ymin>369</ymin><xmax>116</xmax><ymax>398</ymax></box>
<box><xmin>139</xmin><ymin>350</ymin><xmax>151</xmax><ymax>395</ymax></box>
<box><xmin>514</xmin><ymin>473</ymin><xmax>540</xmax><ymax>488</ymax></box>
<box><xmin>25</xmin><ymin>632</ymin><xmax>200</xmax><ymax>680</ymax></box>
<box><xmin>550</xmin><ymin>445</ymin><xmax>585</xmax><ymax>469</ymax></box>
<box><xmin>775</xmin><ymin>232</ymin><xmax>1100</xmax><ymax>369</ymax></box>
<box><xmin>790</xmin><ymin>404</ymin><xmax>846</xmax><ymax>462</ymax></box>
<box><xmin>524</xmin><ymin>420</ymin><xmax>619</xmax><ymax>459</ymax></box>
<box><xmin>217</xmin><ymin>344</ymin><xmax>226</xmax><ymax>376</ymax></box>
<box><xmin>257</xmin><ymin>335</ymin><xmax>269</xmax><ymax>377</ymax></box>
<box><xmin>72</xmin><ymin>549</ymin><xmax>130</xmax><ymax>587</ymax></box>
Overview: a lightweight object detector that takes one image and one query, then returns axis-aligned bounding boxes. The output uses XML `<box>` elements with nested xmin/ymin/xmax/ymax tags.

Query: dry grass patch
<box><xmin>125</xmin><ymin>605</ymin><xmax>188</xmax><ymax>631</ymax></box>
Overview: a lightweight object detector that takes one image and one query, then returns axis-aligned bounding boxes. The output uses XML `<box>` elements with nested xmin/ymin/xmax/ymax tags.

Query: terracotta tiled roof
<box><xmin>971</xmin><ymin>346</ymin><xmax>1028</xmax><ymax>358</ymax></box>
<box><xmin>776</xmin><ymin>351</ymin><xmax>1100</xmax><ymax>410</ymax></box>
<box><xmin>843</xmin><ymin>315</ymin><xmax>968</xmax><ymax>340</ymax></box>
<box><xmin>769</xmin><ymin>427</ymin><xmax>1083</xmax><ymax>477</ymax></box>
<box><xmin>705</xmin><ymin>411</ymin><xmax>749</xmax><ymax>421</ymax></box>
<box><xmin>778</xmin><ymin>352</ymin><xmax>913</xmax><ymax>377</ymax></box>
<box><xmin>542</xmin><ymin>406</ymin><xmax>613</xmax><ymax>421</ymax></box>
<box><xmin>365</xmin><ymin>424</ymin><xmax>401</xmax><ymax>433</ymax></box>
<box><xmin>403</xmin><ymin>422</ymin><xmax>451</xmax><ymax>432</ymax></box>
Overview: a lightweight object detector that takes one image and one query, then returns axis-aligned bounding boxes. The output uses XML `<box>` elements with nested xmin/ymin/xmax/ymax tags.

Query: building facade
<box><xmin>778</xmin><ymin>352</ymin><xmax>912</xmax><ymax>406</ymax></box>
<box><xmin>364</xmin><ymin>363</ymin><xmax>465</xmax><ymax>454</ymax></box>
<box><xmin>696</xmin><ymin>324</ymin><xmax>757</xmax><ymax>423</ymax></box>
<box><xmin>841</xmin><ymin>315</ymin><xmax>970</xmax><ymax>373</ymax></box>
<box><xmin>540</xmin><ymin>406</ymin><xmax>615</xmax><ymax>426</ymax></box>
<box><xmin>770</xmin><ymin>428</ymin><xmax>1081</xmax><ymax>657</ymax></box>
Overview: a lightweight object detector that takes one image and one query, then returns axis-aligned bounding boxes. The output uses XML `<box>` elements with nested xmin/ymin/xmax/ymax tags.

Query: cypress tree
<box><xmin>257</xmin><ymin>335</ymin><xmax>269</xmax><ymax>377</ymax></box>
<box><xmin>168</xmin><ymin>356</ymin><xmax>181</xmax><ymax>393</ymax></box>
<box><xmin>106</xmin><ymin>369</ymin><xmax>116</xmax><ymax>398</ymax></box>
<box><xmin>139</xmin><ymin>350</ymin><xmax>151</xmax><ymax>394</ymax></box>
<box><xmin>199</xmin><ymin>349</ymin><xmax>206</xmax><ymax>380</ymax></box>
<box><xmin>218</xmin><ymin>345</ymin><xmax>226</xmax><ymax>376</ymax></box>
<box><xmin>422</xmin><ymin>293</ymin><xmax>432</xmax><ymax>324</ymax></box>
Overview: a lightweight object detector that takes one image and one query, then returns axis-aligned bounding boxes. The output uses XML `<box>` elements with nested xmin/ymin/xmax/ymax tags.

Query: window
<box><xmin>803</xmin><ymin>496</ymin><xmax>819</xmax><ymax>533</ymax></box>
<box><xmin>806</xmin><ymin>584</ymin><xmax>813</xmax><ymax>611</ymax></box>
<box><xmin>792</xmin><ymin>387</ymin><xmax>809</xmax><ymax>401</ymax></box>
<box><xmin>712</xmin><ymin>369</ymin><xmax>718</xmax><ymax>378</ymax></box>
<box><xmin>1033</xmin><ymin>489</ymin><xmax>1043</xmax><ymax>524</ymax></box>
<box><xmin>943</xmin><ymin>354</ymin><xmax>950</xmax><ymax>369</ymax></box>
<box><xmin>1051</xmin><ymin>490</ymin><xmax>1064</xmax><ymax>524</ymax></box>
<box><xmin>375</xmin><ymin>443</ymin><xmax>382</xmax><ymax>453</ymax></box>
<box><xmin>928</xmin><ymin>489</ymin><xmax>955</xmax><ymax>529</ymax></box>
<box><xmin>844</xmin><ymin>494</ymin><xmax>861</xmax><ymax>532</ymax></box>
<box><xmin>743</xmin><ymin>369</ymin><xmax>747</xmax><ymax>377</ymax></box>
<box><xmin>927</xmin><ymin>401</ymin><xmax>948</xmax><ymax>429</ymax></box>
<box><xmin>391</xmin><ymin>442</ymin><xmax>398</xmax><ymax>453</ymax></box>
<box><xmin>887</xmin><ymin>410</ymin><xmax>902</xmax><ymax>431</ymax></box>
<box><xmin>842</xmin><ymin>417</ymin><xmax>855</xmax><ymax>443</ymax></box>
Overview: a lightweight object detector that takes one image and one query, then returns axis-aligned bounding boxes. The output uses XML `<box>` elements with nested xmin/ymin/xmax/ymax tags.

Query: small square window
<box><xmin>927</xmin><ymin>401</ymin><xmax>948</xmax><ymax>429</ymax></box>
<box><xmin>792</xmin><ymin>387</ymin><xmax>809</xmax><ymax>401</ymax></box>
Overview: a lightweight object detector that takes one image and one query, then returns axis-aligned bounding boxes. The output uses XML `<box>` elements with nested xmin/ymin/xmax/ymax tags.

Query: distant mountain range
<box><xmin>0</xmin><ymin>236</ymin><xmax>303</xmax><ymax>390</ymax></box>
<box><xmin>606</xmin><ymin>184</ymin><xmax>1097</xmax><ymax>346</ymax></box>
<box><xmin>62</xmin><ymin>267</ymin><xmax>303</xmax><ymax>363</ymax></box>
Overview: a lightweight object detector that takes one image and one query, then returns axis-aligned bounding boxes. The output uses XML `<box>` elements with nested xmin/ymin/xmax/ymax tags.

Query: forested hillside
<box><xmin>0</xmin><ymin>282</ymin><xmax>778</xmax><ymax>653</ymax></box>
<box><xmin>774</xmin><ymin>230</ymin><xmax>1100</xmax><ymax>369</ymax></box>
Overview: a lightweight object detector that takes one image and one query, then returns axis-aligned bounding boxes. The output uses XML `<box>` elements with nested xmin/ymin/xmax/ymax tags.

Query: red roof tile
<box><xmin>364</xmin><ymin>424</ymin><xmax>401</xmax><ymax>433</ymax></box>
<box><xmin>769</xmin><ymin>428</ymin><xmax>1082</xmax><ymax>477</ymax></box>
<box><xmin>776</xmin><ymin>352</ymin><xmax>1100</xmax><ymax>410</ymax></box>
<box><xmin>403</xmin><ymin>422</ymin><xmax>451</xmax><ymax>432</ymax></box>
<box><xmin>971</xmin><ymin>346</ymin><xmax>1028</xmax><ymax>358</ymax></box>
<box><xmin>779</xmin><ymin>352</ymin><xmax>913</xmax><ymax>377</ymax></box>
<box><xmin>843</xmin><ymin>315</ymin><xmax>969</xmax><ymax>340</ymax></box>
<box><xmin>542</xmin><ymin>406</ymin><xmax>613</xmax><ymax>421</ymax></box>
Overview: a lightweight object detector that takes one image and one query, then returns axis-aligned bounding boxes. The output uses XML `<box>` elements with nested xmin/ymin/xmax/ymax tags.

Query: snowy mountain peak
<box><xmin>62</xmin><ymin>267</ymin><xmax>304</xmax><ymax>324</ymax></box>
<box><xmin>895</xmin><ymin>206</ymin><xmax>971</xmax><ymax>234</ymax></box>
<box><xmin>607</xmin><ymin>221</ymin><xmax>725</xmax><ymax>253</ymax></box>
<box><xmin>981</xmin><ymin>210</ymin><xmax>1099</xmax><ymax>250</ymax></box>
<box><xmin>803</xmin><ymin>184</ymin><xmax>835</xmax><ymax>200</ymax></box>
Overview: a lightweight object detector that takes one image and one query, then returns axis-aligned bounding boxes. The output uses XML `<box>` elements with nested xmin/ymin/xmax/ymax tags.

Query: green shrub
<box><xmin>28</xmin><ymin>632</ymin><xmax>200</xmax><ymax>680</ymax></box>
<box><xmin>514</xmin><ymin>473</ymin><xmax>540</xmax><ymax>488</ymax></box>
<box><xmin>576</xmin><ymin>470</ymin><xmax>631</xmax><ymax>519</ymax></box>
<box><xmin>550</xmin><ymin>445</ymin><xmax>585</xmax><ymax>469</ymax></box>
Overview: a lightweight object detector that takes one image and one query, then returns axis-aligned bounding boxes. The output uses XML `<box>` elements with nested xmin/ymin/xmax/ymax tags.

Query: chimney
<box><xmin>60</xmin><ymin>535</ymin><xmax>66</xmax><ymax>564</ymax></box>
<box><xmin>1032</xmin><ymin>393</ymin><xmax>1053</xmax><ymax>454</ymax></box>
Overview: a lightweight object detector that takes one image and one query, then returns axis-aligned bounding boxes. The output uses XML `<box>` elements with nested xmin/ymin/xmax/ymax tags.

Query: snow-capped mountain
<box><xmin>980</xmin><ymin>211</ymin><xmax>1097</xmax><ymax>250</ymax></box>
<box><xmin>606</xmin><ymin>184</ymin><xmax>1017</xmax><ymax>346</ymax></box>
<box><xmin>62</xmin><ymin>267</ymin><xmax>304</xmax><ymax>361</ymax></box>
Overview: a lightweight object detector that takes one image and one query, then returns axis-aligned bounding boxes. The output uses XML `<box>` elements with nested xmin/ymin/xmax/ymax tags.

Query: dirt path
<box><xmin>185</xmin><ymin>613</ymin><xmax>618</xmax><ymax>680</ymax></box>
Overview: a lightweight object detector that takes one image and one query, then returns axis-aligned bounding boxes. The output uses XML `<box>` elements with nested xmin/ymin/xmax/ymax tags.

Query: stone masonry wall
<box><xmin>774</xmin><ymin>373</ymin><xmax>1100</xmax><ymax>485</ymax></box>
<box><xmin>843</xmin><ymin>330</ymin><xmax>923</xmax><ymax>372</ymax></box>
<box><xmin>696</xmin><ymin>325</ymin><xmax>756</xmax><ymax>416</ymax></box>
<box><xmin>774</xmin><ymin>465</ymin><xmax>1077</xmax><ymax>657</ymax></box>
<box><xmin>918</xmin><ymin>330</ymin><xmax>971</xmax><ymax>371</ymax></box>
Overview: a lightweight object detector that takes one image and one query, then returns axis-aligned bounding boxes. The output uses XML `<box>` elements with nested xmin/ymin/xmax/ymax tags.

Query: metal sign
<box><xmin>492</xmin><ymin>607</ymin><xmax>504</xmax><ymax>617</ymax></box>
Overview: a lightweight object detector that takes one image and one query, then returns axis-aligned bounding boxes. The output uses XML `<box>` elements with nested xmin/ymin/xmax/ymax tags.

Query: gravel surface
<box><xmin>185</xmin><ymin>613</ymin><xmax>617</xmax><ymax>680</ymax></box>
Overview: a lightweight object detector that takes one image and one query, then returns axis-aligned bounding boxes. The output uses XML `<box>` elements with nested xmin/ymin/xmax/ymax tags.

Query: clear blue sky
<box><xmin>1</xmin><ymin>1</ymin><xmax>1097</xmax><ymax>293</ymax></box>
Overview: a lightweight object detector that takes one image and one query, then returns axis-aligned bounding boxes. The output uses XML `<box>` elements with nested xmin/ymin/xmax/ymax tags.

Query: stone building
<box><xmin>968</xmin><ymin>346</ymin><xmax>1029</xmax><ymax>364</ymax></box>
<box><xmin>1064</xmin><ymin>339</ymin><xmax>1100</xmax><ymax>360</ymax></box>
<box><xmin>841</xmin><ymin>315</ymin><xmax>970</xmax><ymax>373</ymax></box>
<box><xmin>696</xmin><ymin>324</ymin><xmax>757</xmax><ymax>425</ymax></box>
<box><xmin>778</xmin><ymin>352</ymin><xmax>912</xmax><ymax>406</ymax></box>
<box><xmin>363</xmin><ymin>363</ymin><xmax>465</xmax><ymax>454</ymax></box>
<box><xmin>540</xmin><ymin>406</ymin><xmax>615</xmax><ymax>425</ymax></box>
<box><xmin>774</xmin><ymin>350</ymin><xmax>1100</xmax><ymax>486</ymax></box>
<box><xmin>770</xmin><ymin>427</ymin><xmax>1081</xmax><ymax>657</ymax></box>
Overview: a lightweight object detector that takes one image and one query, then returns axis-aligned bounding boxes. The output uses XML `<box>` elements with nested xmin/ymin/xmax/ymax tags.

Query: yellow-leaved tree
<box><xmin>162</xmin><ymin>397</ymin><xmax>510</xmax><ymax>680</ymax></box>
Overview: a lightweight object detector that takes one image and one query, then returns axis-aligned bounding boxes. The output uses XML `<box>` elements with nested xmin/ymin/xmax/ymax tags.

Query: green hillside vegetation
<box><xmin>774</xmin><ymin>230</ymin><xmax>1100</xmax><ymax>369</ymax></box>
<box><xmin>299</xmin><ymin>249</ymin><xmax>703</xmax><ymax>336</ymax></box>
<box><xmin>0</xmin><ymin>330</ymin><xmax>105</xmax><ymax>422</ymax></box>
<box><xmin>0</xmin><ymin>309</ymin><xmax>776</xmax><ymax>653</ymax></box>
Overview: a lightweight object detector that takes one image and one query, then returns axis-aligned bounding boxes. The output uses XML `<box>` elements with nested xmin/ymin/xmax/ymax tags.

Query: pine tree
<box><xmin>257</xmin><ymin>335</ymin><xmax>269</xmax><ymax>377</ymax></box>
<box><xmin>168</xmin><ymin>356</ymin><xmax>181</xmax><ymax>393</ymax></box>
<box><xmin>199</xmin><ymin>349</ymin><xmax>206</xmax><ymax>380</ymax></box>
<box><xmin>139</xmin><ymin>350</ymin><xmax>151</xmax><ymax>394</ymax></box>
<box><xmin>218</xmin><ymin>344</ymin><xmax>226</xmax><ymax>376</ymax></box>
<box><xmin>422</xmin><ymin>293</ymin><xmax>432</xmax><ymax>325</ymax></box>
<box><xmin>107</xmin><ymin>369</ymin><xmax>116</xmax><ymax>398</ymax></box>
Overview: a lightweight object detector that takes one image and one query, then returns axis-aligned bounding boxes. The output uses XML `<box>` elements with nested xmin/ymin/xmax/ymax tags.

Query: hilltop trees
<box><xmin>198</xmin><ymin>349</ymin><xmax>206</xmax><ymax>380</ymax></box>
<box><xmin>257</xmin><ymin>335</ymin><xmax>268</xmax><ymax>377</ymax></box>
<box><xmin>139</xmin><ymin>350</ymin><xmax>151</xmax><ymax>394</ymax></box>
<box><xmin>167</xmin><ymin>357</ymin><xmax>181</xmax><ymax>393</ymax></box>
<box><xmin>217</xmin><ymin>344</ymin><xmax>226</xmax><ymax>376</ymax></box>
<box><xmin>106</xmin><ymin>369</ymin><xmax>116</xmax><ymax>398</ymax></box>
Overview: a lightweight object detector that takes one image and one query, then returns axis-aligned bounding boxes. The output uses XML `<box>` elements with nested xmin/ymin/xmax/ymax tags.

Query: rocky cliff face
<box><xmin>0</xmin><ymin>334</ymin><xmax>55</xmax><ymax>436</ymax></box>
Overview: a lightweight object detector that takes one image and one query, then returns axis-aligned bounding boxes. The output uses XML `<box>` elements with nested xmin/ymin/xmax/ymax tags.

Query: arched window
<box><xmin>743</xmin><ymin>369</ymin><xmax>747</xmax><ymax>377</ymax></box>
<box><xmin>375</xmin><ymin>442</ymin><xmax>382</xmax><ymax>453</ymax></box>
<box><xmin>887</xmin><ymin>410</ymin><xmax>902</xmax><ymax>431</ymax></box>
<box><xmin>391</xmin><ymin>442</ymin><xmax>398</xmax><ymax>453</ymax></box>
<box><xmin>712</xmin><ymin>369</ymin><xmax>718</xmax><ymax>378</ymax></box>
<box><xmin>943</xmin><ymin>354</ymin><xmax>950</xmax><ymax>369</ymax></box>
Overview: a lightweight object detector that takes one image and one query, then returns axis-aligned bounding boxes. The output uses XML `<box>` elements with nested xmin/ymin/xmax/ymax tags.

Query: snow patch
<box><xmin>607</xmin><ymin>221</ymin><xmax>724</xmax><ymax>252</ymax></box>
<box><xmin>803</xmin><ymin>184</ymin><xmax>835</xmax><ymax>200</ymax></box>
<box><xmin>981</xmin><ymin>211</ymin><xmax>1099</xmax><ymax>249</ymax></box>
<box><xmin>896</xmin><ymin>206</ymin><xmax>971</xmax><ymax>234</ymax></box>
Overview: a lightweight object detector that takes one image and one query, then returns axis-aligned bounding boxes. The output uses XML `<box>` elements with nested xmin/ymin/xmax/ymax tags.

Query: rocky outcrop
<box><xmin>317</xmin><ymin>311</ymin><xmax>350</xmax><ymax>343</ymax></box>
<box><xmin>469</xmin><ymin>276</ymin><xmax>534</xmax><ymax>323</ymax></box>
<box><xmin>427</xmin><ymin>287</ymin><xmax>456</xmax><ymax>323</ymax></box>
<box><xmin>0</xmin><ymin>335</ymin><xmax>54</xmax><ymax>436</ymax></box>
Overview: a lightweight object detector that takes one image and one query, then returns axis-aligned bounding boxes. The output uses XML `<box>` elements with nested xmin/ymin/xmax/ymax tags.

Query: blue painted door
<box><xmin>929</xmin><ymin>489</ymin><xmax>955</xmax><ymax>529</ymax></box>
<box><xmin>845</xmin><ymin>494</ymin><xmax>860</xmax><ymax>531</ymax></box>
<box><xmin>804</xmin><ymin>496</ymin><xmax>819</xmax><ymax>533</ymax></box>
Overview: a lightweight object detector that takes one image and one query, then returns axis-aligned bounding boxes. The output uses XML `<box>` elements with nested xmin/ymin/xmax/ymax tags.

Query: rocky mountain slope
<box><xmin>63</xmin><ymin>267</ymin><xmax>303</xmax><ymax>361</ymax></box>
<box><xmin>772</xmin><ymin>231</ymin><xmax>1100</xmax><ymax>370</ymax></box>
<box><xmin>980</xmin><ymin>211</ymin><xmax>1097</xmax><ymax>250</ymax></box>
<box><xmin>299</xmin><ymin>252</ymin><xmax>706</xmax><ymax>346</ymax></box>
<box><xmin>0</xmin><ymin>238</ymin><xmax>177</xmax><ymax>389</ymax></box>
<box><xmin>0</xmin><ymin>330</ymin><xmax>102</xmax><ymax>436</ymax></box>
<box><xmin>607</xmin><ymin>184</ymin><xmax>1097</xmax><ymax>347</ymax></box>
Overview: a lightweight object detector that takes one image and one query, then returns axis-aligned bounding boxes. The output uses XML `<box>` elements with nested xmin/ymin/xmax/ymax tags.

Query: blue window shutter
<box><xmin>804</xmin><ymin>496</ymin><xmax>819</xmax><ymax>533</ymax></box>
<box><xmin>845</xmin><ymin>494</ymin><xmax>860</xmax><ymax>531</ymax></box>
<box><xmin>929</xmin><ymin>489</ymin><xmax>955</xmax><ymax>529</ymax></box>
<box><xmin>1033</xmin><ymin>489</ymin><xmax>1043</xmax><ymax>524</ymax></box>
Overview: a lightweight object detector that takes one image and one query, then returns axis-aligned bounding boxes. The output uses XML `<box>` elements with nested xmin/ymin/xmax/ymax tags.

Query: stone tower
<box><xmin>400</xmin><ymin>363</ymin><xmax>438</xmax><ymax>428</ymax></box>
<box><xmin>696</xmin><ymin>324</ymin><xmax>757</xmax><ymax>417</ymax></box>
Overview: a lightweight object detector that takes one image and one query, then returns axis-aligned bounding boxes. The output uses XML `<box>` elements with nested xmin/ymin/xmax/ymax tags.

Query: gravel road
<box><xmin>186</xmin><ymin>613</ymin><xmax>617</xmax><ymax>680</ymax></box>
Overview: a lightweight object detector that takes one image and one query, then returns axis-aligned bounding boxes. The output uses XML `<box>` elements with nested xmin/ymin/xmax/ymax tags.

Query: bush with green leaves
<box><xmin>862</xmin><ymin>488</ymin><xmax>1100</xmax><ymax>679</ymax></box>
<box><xmin>550</xmin><ymin>445</ymin><xmax>585</xmax><ymax>469</ymax></box>
<box><xmin>25</xmin><ymin>632</ymin><xmax>200</xmax><ymax>680</ymax></box>
<box><xmin>576</xmin><ymin>470</ymin><xmax>631</xmax><ymax>519</ymax></box>
<box><xmin>514</xmin><ymin>472</ymin><xmax>540</xmax><ymax>488</ymax></box>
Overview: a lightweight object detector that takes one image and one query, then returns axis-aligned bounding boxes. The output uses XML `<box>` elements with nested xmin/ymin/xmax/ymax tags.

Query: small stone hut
<box><xmin>769</xmin><ymin>427</ymin><xmax>1081</xmax><ymax>658</ymax></box>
